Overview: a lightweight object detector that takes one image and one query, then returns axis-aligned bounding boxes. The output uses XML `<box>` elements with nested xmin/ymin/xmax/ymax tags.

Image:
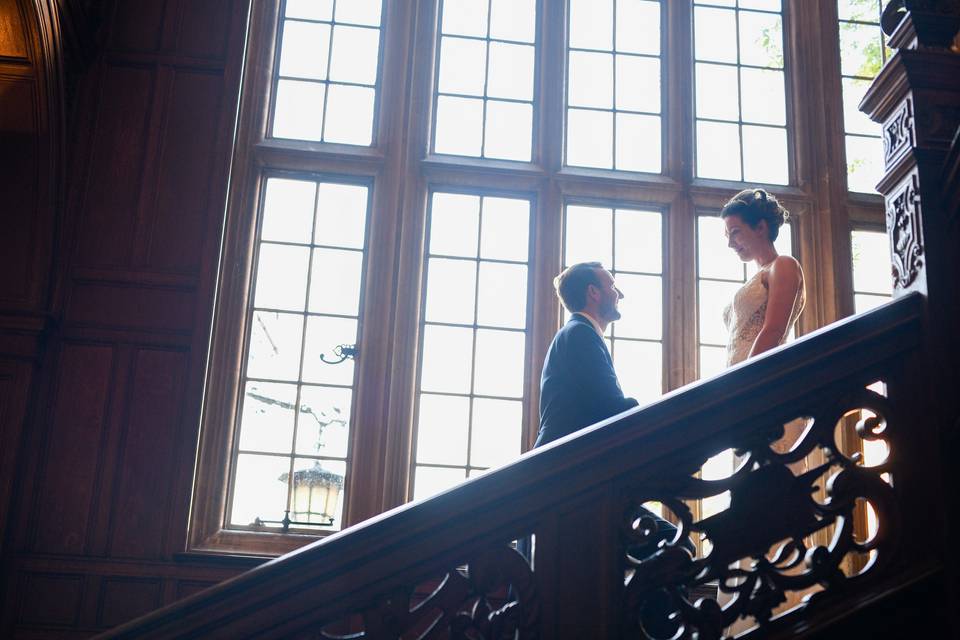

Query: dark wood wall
<box><xmin>0</xmin><ymin>1</ymin><xmax>256</xmax><ymax>636</ymax></box>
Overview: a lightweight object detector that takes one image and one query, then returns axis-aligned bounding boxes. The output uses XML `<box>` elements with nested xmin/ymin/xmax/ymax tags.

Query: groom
<box><xmin>535</xmin><ymin>261</ymin><xmax>637</xmax><ymax>447</ymax></box>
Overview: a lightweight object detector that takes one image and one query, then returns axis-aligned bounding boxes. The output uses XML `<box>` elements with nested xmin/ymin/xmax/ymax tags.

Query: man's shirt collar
<box><xmin>572</xmin><ymin>311</ymin><xmax>603</xmax><ymax>337</ymax></box>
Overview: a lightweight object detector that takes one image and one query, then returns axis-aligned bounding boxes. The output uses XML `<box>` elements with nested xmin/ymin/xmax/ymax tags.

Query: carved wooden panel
<box><xmin>17</xmin><ymin>573</ymin><xmax>85</xmax><ymax>627</ymax></box>
<box><xmin>883</xmin><ymin>98</ymin><xmax>913</xmax><ymax>168</ymax></box>
<box><xmin>0</xmin><ymin>74</ymin><xmax>39</xmax><ymax>305</ymax></box>
<box><xmin>106</xmin><ymin>348</ymin><xmax>188</xmax><ymax>559</ymax></box>
<box><xmin>73</xmin><ymin>63</ymin><xmax>154</xmax><ymax>267</ymax></box>
<box><xmin>32</xmin><ymin>344</ymin><xmax>115</xmax><ymax>555</ymax></box>
<box><xmin>885</xmin><ymin>172</ymin><xmax>923</xmax><ymax>290</ymax></box>
<box><xmin>97</xmin><ymin>577</ymin><xmax>162</xmax><ymax>628</ymax></box>
<box><xmin>146</xmin><ymin>69</ymin><xmax>224</xmax><ymax>272</ymax></box>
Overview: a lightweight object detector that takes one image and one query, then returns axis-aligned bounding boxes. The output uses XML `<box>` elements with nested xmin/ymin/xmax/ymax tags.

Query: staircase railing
<box><xmin>96</xmin><ymin>292</ymin><xmax>934</xmax><ymax>639</ymax></box>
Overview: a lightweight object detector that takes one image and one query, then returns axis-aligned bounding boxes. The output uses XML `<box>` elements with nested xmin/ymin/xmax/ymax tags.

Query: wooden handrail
<box><xmin>97</xmin><ymin>293</ymin><xmax>926</xmax><ymax>639</ymax></box>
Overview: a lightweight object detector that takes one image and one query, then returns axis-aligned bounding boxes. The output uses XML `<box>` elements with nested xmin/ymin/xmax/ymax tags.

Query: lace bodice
<box><xmin>722</xmin><ymin>266</ymin><xmax>805</xmax><ymax>367</ymax></box>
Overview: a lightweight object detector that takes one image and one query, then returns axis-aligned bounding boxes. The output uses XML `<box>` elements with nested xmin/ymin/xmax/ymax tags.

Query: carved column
<box><xmin>860</xmin><ymin>0</ymin><xmax>960</xmax><ymax>628</ymax></box>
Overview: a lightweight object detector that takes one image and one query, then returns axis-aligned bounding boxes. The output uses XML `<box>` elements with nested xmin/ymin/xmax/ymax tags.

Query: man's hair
<box><xmin>554</xmin><ymin>262</ymin><xmax>604</xmax><ymax>312</ymax></box>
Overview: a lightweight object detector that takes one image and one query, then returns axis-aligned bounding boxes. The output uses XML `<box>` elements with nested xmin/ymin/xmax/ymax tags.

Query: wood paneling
<box><xmin>65</xmin><ymin>281</ymin><xmax>195</xmax><ymax>334</ymax></box>
<box><xmin>0</xmin><ymin>75</ymin><xmax>39</xmax><ymax>304</ymax></box>
<box><xmin>106</xmin><ymin>348</ymin><xmax>187</xmax><ymax>559</ymax></box>
<box><xmin>32</xmin><ymin>343</ymin><xmax>115</xmax><ymax>555</ymax></box>
<box><xmin>96</xmin><ymin>578</ymin><xmax>161</xmax><ymax>628</ymax></box>
<box><xmin>0</xmin><ymin>0</ymin><xmax>27</xmax><ymax>59</ymax></box>
<box><xmin>17</xmin><ymin>573</ymin><xmax>84</xmax><ymax>627</ymax></box>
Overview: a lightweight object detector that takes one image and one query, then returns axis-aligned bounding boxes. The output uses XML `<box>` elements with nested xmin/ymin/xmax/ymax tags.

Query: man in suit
<box><xmin>531</xmin><ymin>263</ymin><xmax>689</xmax><ymax>636</ymax></box>
<box><xmin>535</xmin><ymin>261</ymin><xmax>637</xmax><ymax>446</ymax></box>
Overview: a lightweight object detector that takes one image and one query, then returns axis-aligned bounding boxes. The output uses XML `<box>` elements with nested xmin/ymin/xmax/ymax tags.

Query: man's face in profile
<box><xmin>594</xmin><ymin>268</ymin><xmax>623</xmax><ymax>323</ymax></box>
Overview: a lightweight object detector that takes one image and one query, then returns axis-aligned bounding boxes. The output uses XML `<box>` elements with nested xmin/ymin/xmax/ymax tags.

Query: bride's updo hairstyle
<box><xmin>720</xmin><ymin>188</ymin><xmax>789</xmax><ymax>242</ymax></box>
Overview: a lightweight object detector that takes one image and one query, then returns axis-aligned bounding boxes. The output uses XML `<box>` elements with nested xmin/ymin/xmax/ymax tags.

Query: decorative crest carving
<box><xmin>884</xmin><ymin>100</ymin><xmax>914</xmax><ymax>167</ymax></box>
<box><xmin>886</xmin><ymin>174</ymin><xmax>924</xmax><ymax>290</ymax></box>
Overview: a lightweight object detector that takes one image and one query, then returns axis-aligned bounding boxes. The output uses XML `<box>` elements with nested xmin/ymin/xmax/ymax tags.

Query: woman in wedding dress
<box><xmin>721</xmin><ymin>188</ymin><xmax>805</xmax><ymax>366</ymax></box>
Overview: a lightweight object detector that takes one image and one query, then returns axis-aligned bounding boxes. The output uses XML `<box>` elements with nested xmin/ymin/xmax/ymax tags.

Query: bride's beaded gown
<box><xmin>722</xmin><ymin>264</ymin><xmax>805</xmax><ymax>367</ymax></box>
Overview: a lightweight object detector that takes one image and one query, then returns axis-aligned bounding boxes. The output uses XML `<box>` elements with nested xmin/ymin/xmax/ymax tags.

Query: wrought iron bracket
<box><xmin>320</xmin><ymin>343</ymin><xmax>359</xmax><ymax>365</ymax></box>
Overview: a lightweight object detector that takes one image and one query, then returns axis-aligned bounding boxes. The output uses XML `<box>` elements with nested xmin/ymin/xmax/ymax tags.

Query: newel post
<box><xmin>859</xmin><ymin>0</ymin><xmax>960</xmax><ymax>623</ymax></box>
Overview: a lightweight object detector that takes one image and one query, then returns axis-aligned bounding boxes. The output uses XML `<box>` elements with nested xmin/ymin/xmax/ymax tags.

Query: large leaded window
<box><xmin>191</xmin><ymin>0</ymin><xmax>890</xmax><ymax>555</ymax></box>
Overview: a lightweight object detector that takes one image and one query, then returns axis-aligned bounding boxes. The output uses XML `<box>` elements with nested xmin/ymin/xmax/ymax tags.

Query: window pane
<box><xmin>615</xmin><ymin>274</ymin><xmax>662</xmax><ymax>340</ymax></box>
<box><xmin>569</xmin><ymin>0</ymin><xmax>613</xmax><ymax>50</ymax></box>
<box><xmin>254</xmin><ymin>243</ymin><xmax>310</xmax><ymax>311</ymax></box>
<box><xmin>490</xmin><ymin>0</ymin><xmax>536</xmax><ymax>43</ymax></box>
<box><xmin>740</xmin><ymin>0</ymin><xmax>780</xmax><ymax>9</ymax></box>
<box><xmin>695</xmin><ymin>63</ymin><xmax>739</xmax><ymax>121</ymax></box>
<box><xmin>698</xmin><ymin>280</ymin><xmax>742</xmax><ymax>346</ymax></box>
<box><xmin>438</xmin><ymin>36</ymin><xmax>487</xmax><ymax>97</ymax></box>
<box><xmin>424</xmin><ymin>258</ymin><xmax>478</xmax><ymax>324</ymax></box>
<box><xmin>742</xmin><ymin>125</ymin><xmax>788</xmax><ymax>185</ymax></box>
<box><xmin>854</xmin><ymin>293</ymin><xmax>889</xmax><ymax>313</ymax></box>
<box><xmin>480</xmin><ymin>197</ymin><xmax>529</xmax><ymax>261</ymax></box>
<box><xmin>616</xmin><ymin>0</ymin><xmax>660</xmax><ymax>55</ymax></box>
<box><xmin>696</xmin><ymin>120</ymin><xmax>741</xmax><ymax>181</ymax></box>
<box><xmin>694</xmin><ymin>7</ymin><xmax>737</xmax><ymax>63</ymax></box>
<box><xmin>845</xmin><ymin>134</ymin><xmax>883</xmax><ymax>193</ymax></box>
<box><xmin>323</xmin><ymin>84</ymin><xmax>375</xmax><ymax>145</ymax></box>
<box><xmin>838</xmin><ymin>0</ymin><xmax>880</xmax><ymax>22</ymax></box>
<box><xmin>286</xmin><ymin>0</ymin><xmax>333</xmax><ymax>21</ymax></box>
<box><xmin>699</xmin><ymin>345</ymin><xmax>728</xmax><ymax>379</ymax></box>
<box><xmin>477</xmin><ymin>262</ymin><xmax>528</xmax><ymax>329</ymax></box>
<box><xmin>616</xmin><ymin>113</ymin><xmax>661</xmax><ymax>173</ymax></box>
<box><xmin>441</xmin><ymin>0</ymin><xmax>488</xmax><ymax>37</ymax></box>
<box><xmin>616</xmin><ymin>55</ymin><xmax>660</xmax><ymax>113</ymax></box>
<box><xmin>239</xmin><ymin>381</ymin><xmax>297</xmax><ymax>454</ymax></box>
<box><xmin>487</xmin><ymin>42</ymin><xmax>535</xmax><ymax>101</ymax></box>
<box><xmin>315</xmin><ymin>183</ymin><xmax>368</xmax><ymax>249</ymax></box>
<box><xmin>566</xmin><ymin>205</ymin><xmax>613</xmax><ymax>267</ymax></box>
<box><xmin>471</xmin><ymin>399</ymin><xmax>523</xmax><ymax>468</ymax></box>
<box><xmin>416</xmin><ymin>394</ymin><xmax>470</xmax><ymax>465</ymax></box>
<box><xmin>567</xmin><ymin>109</ymin><xmax>613</xmax><ymax>169</ymax></box>
<box><xmin>413</xmin><ymin>466</ymin><xmax>467</xmax><ymax>501</ymax></box>
<box><xmin>308</xmin><ymin>248</ymin><xmax>364</xmax><ymax>315</ymax></box>
<box><xmin>301</xmin><ymin>316</ymin><xmax>358</xmax><ymax>386</ymax></box>
<box><xmin>246</xmin><ymin>311</ymin><xmax>304</xmax><ymax>381</ymax></box>
<box><xmin>334</xmin><ymin>0</ymin><xmax>382</xmax><ymax>26</ymax></box>
<box><xmin>273</xmin><ymin>80</ymin><xmax>325</xmax><ymax>141</ymax></box>
<box><xmin>279</xmin><ymin>21</ymin><xmax>331</xmax><ymax>80</ymax></box>
<box><xmin>296</xmin><ymin>385</ymin><xmax>352</xmax><ymax>458</ymax></box>
<box><xmin>569</xmin><ymin>51</ymin><xmax>613</xmax><ymax>109</ymax></box>
<box><xmin>851</xmin><ymin>230</ymin><xmax>892</xmax><ymax>295</ymax></box>
<box><xmin>430</xmin><ymin>193</ymin><xmax>481</xmax><ymax>257</ymax></box>
<box><xmin>612</xmin><ymin>340</ymin><xmax>662</xmax><ymax>405</ymax></box>
<box><xmin>230</xmin><ymin>454</ymin><xmax>290</xmax><ymax>525</ymax></box>
<box><xmin>484</xmin><ymin>100</ymin><xmax>533</xmax><ymax>161</ymax></box>
<box><xmin>474</xmin><ymin>329</ymin><xmax>525</xmax><ymax>397</ymax></box>
<box><xmin>839</xmin><ymin>20</ymin><xmax>883</xmax><ymax>78</ymax></box>
<box><xmin>738</xmin><ymin>11</ymin><xmax>783</xmax><ymax>68</ymax></box>
<box><xmin>435</xmin><ymin>96</ymin><xmax>484</xmax><ymax>156</ymax></box>
<box><xmin>262</xmin><ymin>178</ymin><xmax>315</xmax><ymax>244</ymax></box>
<box><xmin>740</xmin><ymin>68</ymin><xmax>785</xmax><ymax>125</ymax></box>
<box><xmin>841</xmin><ymin>77</ymin><xmax>878</xmax><ymax>136</ymax></box>
<box><xmin>615</xmin><ymin>209</ymin><xmax>661</xmax><ymax>274</ymax></box>
<box><xmin>421</xmin><ymin>325</ymin><xmax>474</xmax><ymax>393</ymax></box>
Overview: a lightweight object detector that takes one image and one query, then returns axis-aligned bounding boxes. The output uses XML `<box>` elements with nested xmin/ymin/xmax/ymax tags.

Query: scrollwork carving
<box><xmin>886</xmin><ymin>174</ymin><xmax>924</xmax><ymax>290</ymax></box>
<box><xmin>321</xmin><ymin>545</ymin><xmax>540</xmax><ymax>640</ymax></box>
<box><xmin>621</xmin><ymin>388</ymin><xmax>900</xmax><ymax>639</ymax></box>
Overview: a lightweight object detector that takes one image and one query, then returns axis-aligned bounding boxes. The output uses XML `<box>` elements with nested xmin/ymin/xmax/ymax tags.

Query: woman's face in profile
<box><xmin>724</xmin><ymin>214</ymin><xmax>769</xmax><ymax>263</ymax></box>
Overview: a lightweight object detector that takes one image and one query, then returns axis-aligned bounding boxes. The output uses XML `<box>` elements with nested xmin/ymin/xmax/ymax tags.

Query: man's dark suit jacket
<box><xmin>535</xmin><ymin>313</ymin><xmax>638</xmax><ymax>447</ymax></box>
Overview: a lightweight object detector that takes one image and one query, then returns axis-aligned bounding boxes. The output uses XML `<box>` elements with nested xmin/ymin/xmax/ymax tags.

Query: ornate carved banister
<box><xmin>95</xmin><ymin>293</ymin><xmax>930</xmax><ymax>639</ymax></box>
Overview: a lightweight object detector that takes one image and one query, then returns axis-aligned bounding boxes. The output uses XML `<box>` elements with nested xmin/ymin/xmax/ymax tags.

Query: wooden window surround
<box><xmin>188</xmin><ymin>0</ymin><xmax>885</xmax><ymax>557</ymax></box>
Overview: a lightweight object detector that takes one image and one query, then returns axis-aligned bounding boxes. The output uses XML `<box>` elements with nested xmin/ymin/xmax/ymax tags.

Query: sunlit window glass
<box><xmin>851</xmin><ymin>229</ymin><xmax>892</xmax><ymax>312</ymax></box>
<box><xmin>562</xmin><ymin>204</ymin><xmax>664</xmax><ymax>404</ymax></box>
<box><xmin>693</xmin><ymin>0</ymin><xmax>788</xmax><ymax>184</ymax></box>
<box><xmin>229</xmin><ymin>177</ymin><xmax>370</xmax><ymax>532</ymax></box>
<box><xmin>565</xmin><ymin>0</ymin><xmax>663</xmax><ymax>173</ymax></box>
<box><xmin>837</xmin><ymin>0</ymin><xmax>888</xmax><ymax>193</ymax></box>
<box><xmin>272</xmin><ymin>0</ymin><xmax>383</xmax><ymax>145</ymax></box>
<box><xmin>433</xmin><ymin>0</ymin><xmax>537</xmax><ymax>161</ymax></box>
<box><xmin>412</xmin><ymin>192</ymin><xmax>531</xmax><ymax>500</ymax></box>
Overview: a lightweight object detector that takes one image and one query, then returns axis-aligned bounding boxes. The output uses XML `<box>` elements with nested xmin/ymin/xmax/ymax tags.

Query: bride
<box><xmin>721</xmin><ymin>188</ymin><xmax>805</xmax><ymax>366</ymax></box>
